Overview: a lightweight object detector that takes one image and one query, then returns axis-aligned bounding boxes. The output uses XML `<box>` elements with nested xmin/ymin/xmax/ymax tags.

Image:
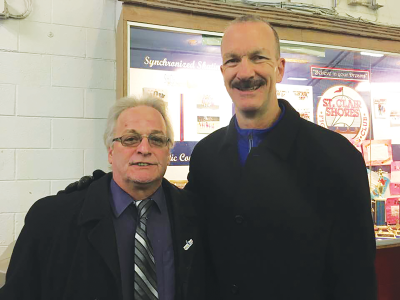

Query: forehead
<box><xmin>221</xmin><ymin>22</ymin><xmax>276</xmax><ymax>57</ymax></box>
<box><xmin>115</xmin><ymin>106</ymin><xmax>167</xmax><ymax>134</ymax></box>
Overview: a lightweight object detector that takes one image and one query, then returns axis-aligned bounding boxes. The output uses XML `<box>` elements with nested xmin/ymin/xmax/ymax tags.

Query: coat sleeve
<box><xmin>326</xmin><ymin>150</ymin><xmax>377</xmax><ymax>300</ymax></box>
<box><xmin>0</xmin><ymin>200</ymin><xmax>48</xmax><ymax>300</ymax></box>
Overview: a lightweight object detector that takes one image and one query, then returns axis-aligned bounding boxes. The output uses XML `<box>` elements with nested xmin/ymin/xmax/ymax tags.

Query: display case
<box><xmin>119</xmin><ymin>13</ymin><xmax>399</xmax><ymax>180</ymax></box>
<box><xmin>117</xmin><ymin>0</ymin><xmax>400</xmax><ymax>233</ymax></box>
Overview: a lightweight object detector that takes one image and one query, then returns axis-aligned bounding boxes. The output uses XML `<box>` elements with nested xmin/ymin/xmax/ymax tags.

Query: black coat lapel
<box><xmin>163</xmin><ymin>179</ymin><xmax>200</xmax><ymax>299</ymax></box>
<box><xmin>78</xmin><ymin>173</ymin><xmax>121</xmax><ymax>285</ymax></box>
<box><xmin>217</xmin><ymin>117</ymin><xmax>243</xmax><ymax>197</ymax></box>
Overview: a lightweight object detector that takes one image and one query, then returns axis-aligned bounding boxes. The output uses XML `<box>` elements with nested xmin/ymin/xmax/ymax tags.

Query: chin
<box><xmin>131</xmin><ymin>176</ymin><xmax>163</xmax><ymax>186</ymax></box>
<box><xmin>237</xmin><ymin>103</ymin><xmax>263</xmax><ymax>113</ymax></box>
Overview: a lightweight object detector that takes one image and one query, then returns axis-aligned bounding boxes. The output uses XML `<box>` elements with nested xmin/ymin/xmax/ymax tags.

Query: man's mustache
<box><xmin>230</xmin><ymin>78</ymin><xmax>266</xmax><ymax>90</ymax></box>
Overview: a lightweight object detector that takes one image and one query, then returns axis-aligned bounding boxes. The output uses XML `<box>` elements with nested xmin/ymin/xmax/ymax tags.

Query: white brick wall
<box><xmin>0</xmin><ymin>52</ymin><xmax>52</xmax><ymax>86</ymax></box>
<box><xmin>16</xmin><ymin>150</ymin><xmax>84</xmax><ymax>179</ymax></box>
<box><xmin>0</xmin><ymin>0</ymin><xmax>117</xmax><ymax>246</ymax></box>
<box><xmin>52</xmin><ymin>56</ymin><xmax>115</xmax><ymax>89</ymax></box>
<box><xmin>85</xmin><ymin>89</ymin><xmax>115</xmax><ymax>118</ymax></box>
<box><xmin>0</xmin><ymin>181</ymin><xmax>50</xmax><ymax>213</ymax></box>
<box><xmin>84</xmin><ymin>148</ymin><xmax>110</xmax><ymax>175</ymax></box>
<box><xmin>17</xmin><ymin>86</ymin><xmax>84</xmax><ymax>117</ymax></box>
<box><xmin>0</xmin><ymin>117</ymin><xmax>51</xmax><ymax>148</ymax></box>
<box><xmin>14</xmin><ymin>213</ymin><xmax>26</xmax><ymax>238</ymax></box>
<box><xmin>0</xmin><ymin>214</ymin><xmax>14</xmax><ymax>246</ymax></box>
<box><xmin>52</xmin><ymin>119</ymin><xmax>107</xmax><ymax>149</ymax></box>
<box><xmin>0</xmin><ymin>150</ymin><xmax>15</xmax><ymax>180</ymax></box>
<box><xmin>0</xmin><ymin>19</ymin><xmax>19</xmax><ymax>51</ymax></box>
<box><xmin>0</xmin><ymin>84</ymin><xmax>16</xmax><ymax>116</ymax></box>
<box><xmin>86</xmin><ymin>28</ymin><xmax>116</xmax><ymax>60</ymax></box>
<box><xmin>19</xmin><ymin>22</ymin><xmax>86</xmax><ymax>57</ymax></box>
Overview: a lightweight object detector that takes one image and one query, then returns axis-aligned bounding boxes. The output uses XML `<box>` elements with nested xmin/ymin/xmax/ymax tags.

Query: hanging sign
<box><xmin>316</xmin><ymin>85</ymin><xmax>370</xmax><ymax>144</ymax></box>
<box><xmin>311</xmin><ymin>66</ymin><xmax>370</xmax><ymax>82</ymax></box>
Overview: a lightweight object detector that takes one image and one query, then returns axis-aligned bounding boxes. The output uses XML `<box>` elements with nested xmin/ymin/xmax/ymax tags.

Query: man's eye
<box><xmin>149</xmin><ymin>135</ymin><xmax>165</xmax><ymax>146</ymax></box>
<box><xmin>252</xmin><ymin>55</ymin><xmax>267</xmax><ymax>62</ymax></box>
<box><xmin>224</xmin><ymin>59</ymin><xmax>239</xmax><ymax>66</ymax></box>
<box><xmin>123</xmin><ymin>136</ymin><xmax>140</xmax><ymax>144</ymax></box>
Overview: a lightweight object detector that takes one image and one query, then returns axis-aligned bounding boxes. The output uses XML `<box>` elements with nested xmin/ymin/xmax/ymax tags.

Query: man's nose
<box><xmin>136</xmin><ymin>137</ymin><xmax>151</xmax><ymax>155</ymax></box>
<box><xmin>236</xmin><ymin>57</ymin><xmax>255</xmax><ymax>79</ymax></box>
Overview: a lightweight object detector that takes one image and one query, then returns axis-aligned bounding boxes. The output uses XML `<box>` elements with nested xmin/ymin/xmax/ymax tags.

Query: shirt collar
<box><xmin>234</xmin><ymin>100</ymin><xmax>286</xmax><ymax>137</ymax></box>
<box><xmin>109</xmin><ymin>179</ymin><xmax>166</xmax><ymax>218</ymax></box>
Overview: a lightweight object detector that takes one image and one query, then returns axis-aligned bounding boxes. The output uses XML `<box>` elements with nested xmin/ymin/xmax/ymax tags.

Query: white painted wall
<box><xmin>0</xmin><ymin>0</ymin><xmax>117</xmax><ymax>257</ymax></box>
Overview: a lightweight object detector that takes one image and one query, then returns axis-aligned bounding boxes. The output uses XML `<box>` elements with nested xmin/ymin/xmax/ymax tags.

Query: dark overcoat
<box><xmin>0</xmin><ymin>173</ymin><xmax>207</xmax><ymax>300</ymax></box>
<box><xmin>186</xmin><ymin>99</ymin><xmax>376</xmax><ymax>300</ymax></box>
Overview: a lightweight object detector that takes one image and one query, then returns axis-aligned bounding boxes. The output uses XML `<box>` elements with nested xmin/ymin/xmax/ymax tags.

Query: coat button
<box><xmin>231</xmin><ymin>284</ymin><xmax>239</xmax><ymax>294</ymax></box>
<box><xmin>235</xmin><ymin>215</ymin><xmax>244</xmax><ymax>224</ymax></box>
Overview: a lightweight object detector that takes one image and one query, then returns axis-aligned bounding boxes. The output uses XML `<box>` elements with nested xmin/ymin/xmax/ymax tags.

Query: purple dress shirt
<box><xmin>110</xmin><ymin>179</ymin><xmax>175</xmax><ymax>300</ymax></box>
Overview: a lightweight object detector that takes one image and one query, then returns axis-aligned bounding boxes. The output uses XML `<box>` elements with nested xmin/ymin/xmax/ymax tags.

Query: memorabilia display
<box><xmin>362</xmin><ymin>140</ymin><xmax>393</xmax><ymax>166</ymax></box>
<box><xmin>391</xmin><ymin>183</ymin><xmax>400</xmax><ymax>196</ymax></box>
<box><xmin>391</xmin><ymin>161</ymin><xmax>400</xmax><ymax>183</ymax></box>
<box><xmin>386</xmin><ymin>197</ymin><xmax>400</xmax><ymax>225</ymax></box>
<box><xmin>196</xmin><ymin>94</ymin><xmax>219</xmax><ymax>110</ymax></box>
<box><xmin>316</xmin><ymin>85</ymin><xmax>370</xmax><ymax>145</ymax></box>
<box><xmin>197</xmin><ymin>116</ymin><xmax>220</xmax><ymax>134</ymax></box>
<box><xmin>372</xmin><ymin>169</ymin><xmax>387</xmax><ymax>227</ymax></box>
<box><xmin>276</xmin><ymin>84</ymin><xmax>313</xmax><ymax>122</ymax></box>
<box><xmin>143</xmin><ymin>87</ymin><xmax>168</xmax><ymax>103</ymax></box>
<box><xmin>125</xmin><ymin>22</ymin><xmax>400</xmax><ymax>241</ymax></box>
<box><xmin>371</xmin><ymin>90</ymin><xmax>400</xmax><ymax>144</ymax></box>
<box><xmin>373</xmin><ymin>98</ymin><xmax>387</xmax><ymax>119</ymax></box>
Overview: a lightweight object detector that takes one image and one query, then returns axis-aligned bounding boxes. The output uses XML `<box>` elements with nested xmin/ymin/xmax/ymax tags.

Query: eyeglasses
<box><xmin>112</xmin><ymin>133</ymin><xmax>170</xmax><ymax>148</ymax></box>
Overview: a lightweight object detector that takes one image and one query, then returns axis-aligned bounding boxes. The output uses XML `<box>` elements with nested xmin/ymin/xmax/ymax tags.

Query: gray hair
<box><xmin>104</xmin><ymin>95</ymin><xmax>174</xmax><ymax>150</ymax></box>
<box><xmin>229</xmin><ymin>15</ymin><xmax>281</xmax><ymax>59</ymax></box>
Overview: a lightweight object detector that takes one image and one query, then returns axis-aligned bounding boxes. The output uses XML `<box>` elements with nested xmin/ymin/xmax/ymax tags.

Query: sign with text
<box><xmin>169</xmin><ymin>141</ymin><xmax>197</xmax><ymax>166</ymax></box>
<box><xmin>311</xmin><ymin>66</ymin><xmax>370</xmax><ymax>82</ymax></box>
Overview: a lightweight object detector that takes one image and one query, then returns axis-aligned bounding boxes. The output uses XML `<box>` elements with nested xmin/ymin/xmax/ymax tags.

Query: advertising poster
<box><xmin>386</xmin><ymin>197</ymin><xmax>399</xmax><ymax>225</ymax></box>
<box><xmin>277</xmin><ymin>84</ymin><xmax>313</xmax><ymax>122</ymax></box>
<box><xmin>316</xmin><ymin>85</ymin><xmax>370</xmax><ymax>145</ymax></box>
<box><xmin>371</xmin><ymin>90</ymin><xmax>400</xmax><ymax>144</ymax></box>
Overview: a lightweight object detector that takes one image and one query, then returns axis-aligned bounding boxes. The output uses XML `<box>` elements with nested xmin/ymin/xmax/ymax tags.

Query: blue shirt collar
<box><xmin>235</xmin><ymin>101</ymin><xmax>286</xmax><ymax>136</ymax></box>
<box><xmin>110</xmin><ymin>178</ymin><xmax>166</xmax><ymax>218</ymax></box>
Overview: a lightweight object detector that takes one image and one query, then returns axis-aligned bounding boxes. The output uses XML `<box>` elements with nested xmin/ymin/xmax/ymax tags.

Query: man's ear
<box><xmin>276</xmin><ymin>58</ymin><xmax>286</xmax><ymax>83</ymax></box>
<box><xmin>108</xmin><ymin>146</ymin><xmax>113</xmax><ymax>165</ymax></box>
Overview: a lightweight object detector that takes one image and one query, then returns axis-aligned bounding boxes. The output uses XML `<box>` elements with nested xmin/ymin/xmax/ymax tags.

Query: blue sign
<box><xmin>170</xmin><ymin>141</ymin><xmax>197</xmax><ymax>166</ymax></box>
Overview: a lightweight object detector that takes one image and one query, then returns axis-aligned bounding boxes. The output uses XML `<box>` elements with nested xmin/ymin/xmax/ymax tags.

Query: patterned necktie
<box><xmin>134</xmin><ymin>199</ymin><xmax>158</xmax><ymax>300</ymax></box>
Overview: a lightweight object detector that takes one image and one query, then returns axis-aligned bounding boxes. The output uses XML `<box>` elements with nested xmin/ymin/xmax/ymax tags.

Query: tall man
<box><xmin>0</xmin><ymin>96</ymin><xmax>207</xmax><ymax>300</ymax></box>
<box><xmin>185</xmin><ymin>15</ymin><xmax>377</xmax><ymax>299</ymax></box>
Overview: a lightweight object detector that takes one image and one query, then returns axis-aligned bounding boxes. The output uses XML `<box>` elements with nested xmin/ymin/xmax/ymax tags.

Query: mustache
<box><xmin>230</xmin><ymin>78</ymin><xmax>266</xmax><ymax>90</ymax></box>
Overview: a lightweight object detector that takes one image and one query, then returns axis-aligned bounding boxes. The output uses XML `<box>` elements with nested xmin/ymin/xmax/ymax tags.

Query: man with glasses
<box><xmin>0</xmin><ymin>96</ymin><xmax>207</xmax><ymax>300</ymax></box>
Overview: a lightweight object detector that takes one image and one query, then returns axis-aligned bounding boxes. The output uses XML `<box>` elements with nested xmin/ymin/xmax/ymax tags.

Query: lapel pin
<box><xmin>183</xmin><ymin>239</ymin><xmax>193</xmax><ymax>250</ymax></box>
